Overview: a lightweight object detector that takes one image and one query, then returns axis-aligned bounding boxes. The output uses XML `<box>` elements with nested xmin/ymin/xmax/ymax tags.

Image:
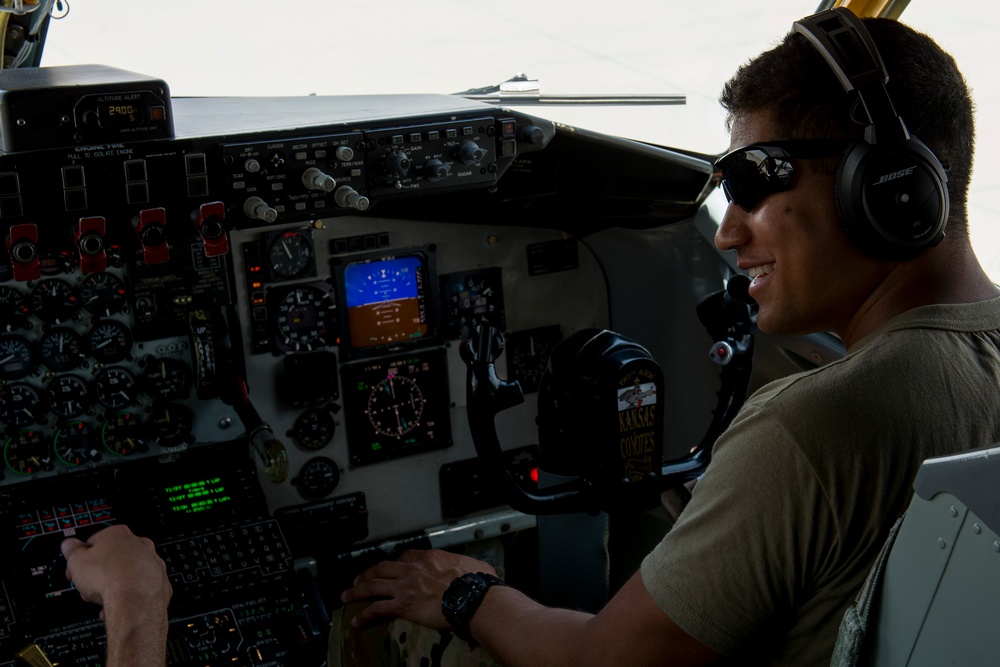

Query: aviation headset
<box><xmin>793</xmin><ymin>8</ymin><xmax>949</xmax><ymax>260</ymax></box>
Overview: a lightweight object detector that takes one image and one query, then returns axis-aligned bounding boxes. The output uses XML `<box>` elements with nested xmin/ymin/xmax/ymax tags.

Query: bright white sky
<box><xmin>41</xmin><ymin>0</ymin><xmax>1000</xmax><ymax>278</ymax></box>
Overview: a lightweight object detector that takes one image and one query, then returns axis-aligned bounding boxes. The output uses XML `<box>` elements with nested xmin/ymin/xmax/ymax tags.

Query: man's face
<box><xmin>714</xmin><ymin>112</ymin><xmax>885</xmax><ymax>337</ymax></box>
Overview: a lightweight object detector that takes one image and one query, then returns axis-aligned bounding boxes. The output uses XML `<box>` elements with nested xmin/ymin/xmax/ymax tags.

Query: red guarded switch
<box><xmin>194</xmin><ymin>201</ymin><xmax>228</xmax><ymax>257</ymax></box>
<box><xmin>75</xmin><ymin>216</ymin><xmax>107</xmax><ymax>274</ymax></box>
<box><xmin>134</xmin><ymin>207</ymin><xmax>170</xmax><ymax>264</ymax></box>
<box><xmin>7</xmin><ymin>223</ymin><xmax>40</xmax><ymax>281</ymax></box>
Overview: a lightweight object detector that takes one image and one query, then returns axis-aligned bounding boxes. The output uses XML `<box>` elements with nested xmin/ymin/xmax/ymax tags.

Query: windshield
<box><xmin>40</xmin><ymin>0</ymin><xmax>1000</xmax><ymax>279</ymax></box>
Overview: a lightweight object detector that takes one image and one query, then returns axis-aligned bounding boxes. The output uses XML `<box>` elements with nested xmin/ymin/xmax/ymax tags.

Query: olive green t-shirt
<box><xmin>641</xmin><ymin>297</ymin><xmax>1000</xmax><ymax>665</ymax></box>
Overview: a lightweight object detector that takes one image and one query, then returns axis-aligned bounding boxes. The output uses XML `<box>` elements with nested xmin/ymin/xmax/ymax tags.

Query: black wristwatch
<box><xmin>441</xmin><ymin>571</ymin><xmax>506</xmax><ymax>640</ymax></box>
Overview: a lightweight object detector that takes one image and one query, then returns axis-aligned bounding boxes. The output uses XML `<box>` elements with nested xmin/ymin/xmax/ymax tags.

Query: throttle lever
<box><xmin>460</xmin><ymin>324</ymin><xmax>524</xmax><ymax>415</ymax></box>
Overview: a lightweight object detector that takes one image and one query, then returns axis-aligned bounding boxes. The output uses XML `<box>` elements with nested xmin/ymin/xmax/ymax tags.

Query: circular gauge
<box><xmin>442</xmin><ymin>268</ymin><xmax>506</xmax><ymax>340</ymax></box>
<box><xmin>30</xmin><ymin>278</ymin><xmax>81</xmax><ymax>324</ymax></box>
<box><xmin>53</xmin><ymin>421</ymin><xmax>100</xmax><ymax>466</ymax></box>
<box><xmin>38</xmin><ymin>327</ymin><xmax>86</xmax><ymax>372</ymax></box>
<box><xmin>80</xmin><ymin>272</ymin><xmax>128</xmax><ymax>316</ymax></box>
<box><xmin>141</xmin><ymin>357</ymin><xmax>192</xmax><ymax>401</ymax></box>
<box><xmin>273</xmin><ymin>285</ymin><xmax>335</xmax><ymax>352</ymax></box>
<box><xmin>4</xmin><ymin>429</ymin><xmax>51</xmax><ymax>475</ymax></box>
<box><xmin>292</xmin><ymin>456</ymin><xmax>341</xmax><ymax>499</ymax></box>
<box><xmin>94</xmin><ymin>366</ymin><xmax>138</xmax><ymax>409</ymax></box>
<box><xmin>507</xmin><ymin>326</ymin><xmax>562</xmax><ymax>394</ymax></box>
<box><xmin>46</xmin><ymin>374</ymin><xmax>93</xmax><ymax>419</ymax></box>
<box><xmin>365</xmin><ymin>374</ymin><xmax>425</xmax><ymax>437</ymax></box>
<box><xmin>0</xmin><ymin>382</ymin><xmax>44</xmax><ymax>427</ymax></box>
<box><xmin>267</xmin><ymin>230</ymin><xmax>313</xmax><ymax>279</ymax></box>
<box><xmin>87</xmin><ymin>320</ymin><xmax>133</xmax><ymax>364</ymax></box>
<box><xmin>289</xmin><ymin>407</ymin><xmax>336</xmax><ymax>450</ymax></box>
<box><xmin>146</xmin><ymin>403</ymin><xmax>193</xmax><ymax>447</ymax></box>
<box><xmin>101</xmin><ymin>412</ymin><xmax>145</xmax><ymax>456</ymax></box>
<box><xmin>0</xmin><ymin>285</ymin><xmax>31</xmax><ymax>331</ymax></box>
<box><xmin>0</xmin><ymin>333</ymin><xmax>36</xmax><ymax>380</ymax></box>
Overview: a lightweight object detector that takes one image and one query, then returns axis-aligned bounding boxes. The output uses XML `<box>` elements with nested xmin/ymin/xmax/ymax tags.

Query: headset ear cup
<box><xmin>836</xmin><ymin>138</ymin><xmax>949</xmax><ymax>260</ymax></box>
<box><xmin>835</xmin><ymin>141</ymin><xmax>869</xmax><ymax>254</ymax></box>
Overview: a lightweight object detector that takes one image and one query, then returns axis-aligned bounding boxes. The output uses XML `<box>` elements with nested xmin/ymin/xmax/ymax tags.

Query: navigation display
<box><xmin>340</xmin><ymin>348</ymin><xmax>452</xmax><ymax>466</ymax></box>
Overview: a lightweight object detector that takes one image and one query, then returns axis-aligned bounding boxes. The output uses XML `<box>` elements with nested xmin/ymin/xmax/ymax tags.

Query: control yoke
<box><xmin>461</xmin><ymin>275</ymin><xmax>756</xmax><ymax>516</ymax></box>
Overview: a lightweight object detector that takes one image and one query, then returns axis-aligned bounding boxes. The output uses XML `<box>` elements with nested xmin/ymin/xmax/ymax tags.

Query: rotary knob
<box><xmin>459</xmin><ymin>140</ymin><xmax>487</xmax><ymax>165</ymax></box>
<box><xmin>302</xmin><ymin>167</ymin><xmax>337</xmax><ymax>192</ymax></box>
<box><xmin>424</xmin><ymin>159</ymin><xmax>451</xmax><ymax>183</ymax></box>
<box><xmin>334</xmin><ymin>186</ymin><xmax>370</xmax><ymax>211</ymax></box>
<box><xmin>387</xmin><ymin>150</ymin><xmax>412</xmax><ymax>178</ymax></box>
<box><xmin>243</xmin><ymin>196</ymin><xmax>278</xmax><ymax>222</ymax></box>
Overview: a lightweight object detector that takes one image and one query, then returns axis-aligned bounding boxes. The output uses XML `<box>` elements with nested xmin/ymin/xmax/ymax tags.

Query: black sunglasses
<box><xmin>714</xmin><ymin>139</ymin><xmax>848</xmax><ymax>212</ymax></box>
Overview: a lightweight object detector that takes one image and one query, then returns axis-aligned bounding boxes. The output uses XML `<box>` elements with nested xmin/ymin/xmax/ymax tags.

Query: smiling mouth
<box><xmin>748</xmin><ymin>263</ymin><xmax>776</xmax><ymax>284</ymax></box>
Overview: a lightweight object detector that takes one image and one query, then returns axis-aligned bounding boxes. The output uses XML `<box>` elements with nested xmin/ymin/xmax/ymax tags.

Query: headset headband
<box><xmin>793</xmin><ymin>7</ymin><xmax>909</xmax><ymax>145</ymax></box>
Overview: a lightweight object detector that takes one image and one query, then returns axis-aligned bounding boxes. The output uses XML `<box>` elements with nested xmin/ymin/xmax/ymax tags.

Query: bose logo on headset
<box><xmin>873</xmin><ymin>166</ymin><xmax>917</xmax><ymax>186</ymax></box>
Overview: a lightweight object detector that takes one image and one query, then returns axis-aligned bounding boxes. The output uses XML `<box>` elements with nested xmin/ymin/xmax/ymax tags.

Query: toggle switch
<box><xmin>193</xmin><ymin>201</ymin><xmax>228</xmax><ymax>257</ymax></box>
<box><xmin>75</xmin><ymin>216</ymin><xmax>107</xmax><ymax>274</ymax></box>
<box><xmin>134</xmin><ymin>207</ymin><xmax>170</xmax><ymax>264</ymax></box>
<box><xmin>7</xmin><ymin>223</ymin><xmax>40</xmax><ymax>281</ymax></box>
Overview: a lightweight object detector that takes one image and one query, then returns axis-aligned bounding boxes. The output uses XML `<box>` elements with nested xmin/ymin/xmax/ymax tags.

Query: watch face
<box><xmin>443</xmin><ymin>572</ymin><xmax>504</xmax><ymax>635</ymax></box>
<box><xmin>444</xmin><ymin>582</ymin><xmax>472</xmax><ymax>609</ymax></box>
<box><xmin>442</xmin><ymin>574</ymin><xmax>478</xmax><ymax>627</ymax></box>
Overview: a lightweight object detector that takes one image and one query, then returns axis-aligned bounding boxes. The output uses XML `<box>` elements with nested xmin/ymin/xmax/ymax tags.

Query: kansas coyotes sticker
<box><xmin>617</xmin><ymin>368</ymin><xmax>658</xmax><ymax>481</ymax></box>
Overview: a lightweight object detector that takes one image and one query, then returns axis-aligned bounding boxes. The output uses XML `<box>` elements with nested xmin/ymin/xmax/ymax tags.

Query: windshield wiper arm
<box><xmin>454</xmin><ymin>73</ymin><xmax>685</xmax><ymax>106</ymax></box>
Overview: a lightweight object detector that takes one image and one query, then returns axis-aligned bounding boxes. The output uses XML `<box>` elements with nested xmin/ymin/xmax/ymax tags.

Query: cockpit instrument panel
<box><xmin>0</xmin><ymin>64</ymin><xmax>674</xmax><ymax>664</ymax></box>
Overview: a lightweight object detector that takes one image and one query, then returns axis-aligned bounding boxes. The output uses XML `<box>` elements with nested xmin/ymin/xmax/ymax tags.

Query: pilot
<box><xmin>336</xmin><ymin>12</ymin><xmax>1000</xmax><ymax>667</ymax></box>
<box><xmin>61</xmin><ymin>526</ymin><xmax>172</xmax><ymax>667</ymax></box>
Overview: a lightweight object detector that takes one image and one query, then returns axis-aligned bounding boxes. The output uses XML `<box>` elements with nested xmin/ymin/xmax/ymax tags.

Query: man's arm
<box><xmin>61</xmin><ymin>524</ymin><xmax>173</xmax><ymax>667</ymax></box>
<box><xmin>342</xmin><ymin>548</ymin><xmax>721</xmax><ymax>667</ymax></box>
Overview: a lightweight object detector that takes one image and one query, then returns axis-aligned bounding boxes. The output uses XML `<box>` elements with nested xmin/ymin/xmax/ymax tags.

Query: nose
<box><xmin>714</xmin><ymin>202</ymin><xmax>750</xmax><ymax>252</ymax></box>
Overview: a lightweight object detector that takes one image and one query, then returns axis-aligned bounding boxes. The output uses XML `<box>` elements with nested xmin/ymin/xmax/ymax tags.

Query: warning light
<box><xmin>530</xmin><ymin>467</ymin><xmax>539</xmax><ymax>483</ymax></box>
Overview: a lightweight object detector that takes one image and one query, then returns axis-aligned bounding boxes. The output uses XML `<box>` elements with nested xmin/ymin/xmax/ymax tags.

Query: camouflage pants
<box><xmin>328</xmin><ymin>603</ymin><xmax>504</xmax><ymax>667</ymax></box>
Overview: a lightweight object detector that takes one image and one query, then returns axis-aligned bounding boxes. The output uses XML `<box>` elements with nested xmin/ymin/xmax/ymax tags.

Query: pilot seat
<box><xmin>833</xmin><ymin>443</ymin><xmax>1000</xmax><ymax>666</ymax></box>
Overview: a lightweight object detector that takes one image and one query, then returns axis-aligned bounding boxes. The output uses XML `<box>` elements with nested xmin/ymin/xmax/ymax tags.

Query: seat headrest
<box><xmin>914</xmin><ymin>443</ymin><xmax>1000</xmax><ymax>534</ymax></box>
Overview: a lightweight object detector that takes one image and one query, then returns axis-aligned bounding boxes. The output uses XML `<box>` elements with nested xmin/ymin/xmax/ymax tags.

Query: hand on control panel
<box><xmin>61</xmin><ymin>525</ymin><xmax>172</xmax><ymax>667</ymax></box>
<box><xmin>341</xmin><ymin>548</ymin><xmax>498</xmax><ymax>631</ymax></box>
